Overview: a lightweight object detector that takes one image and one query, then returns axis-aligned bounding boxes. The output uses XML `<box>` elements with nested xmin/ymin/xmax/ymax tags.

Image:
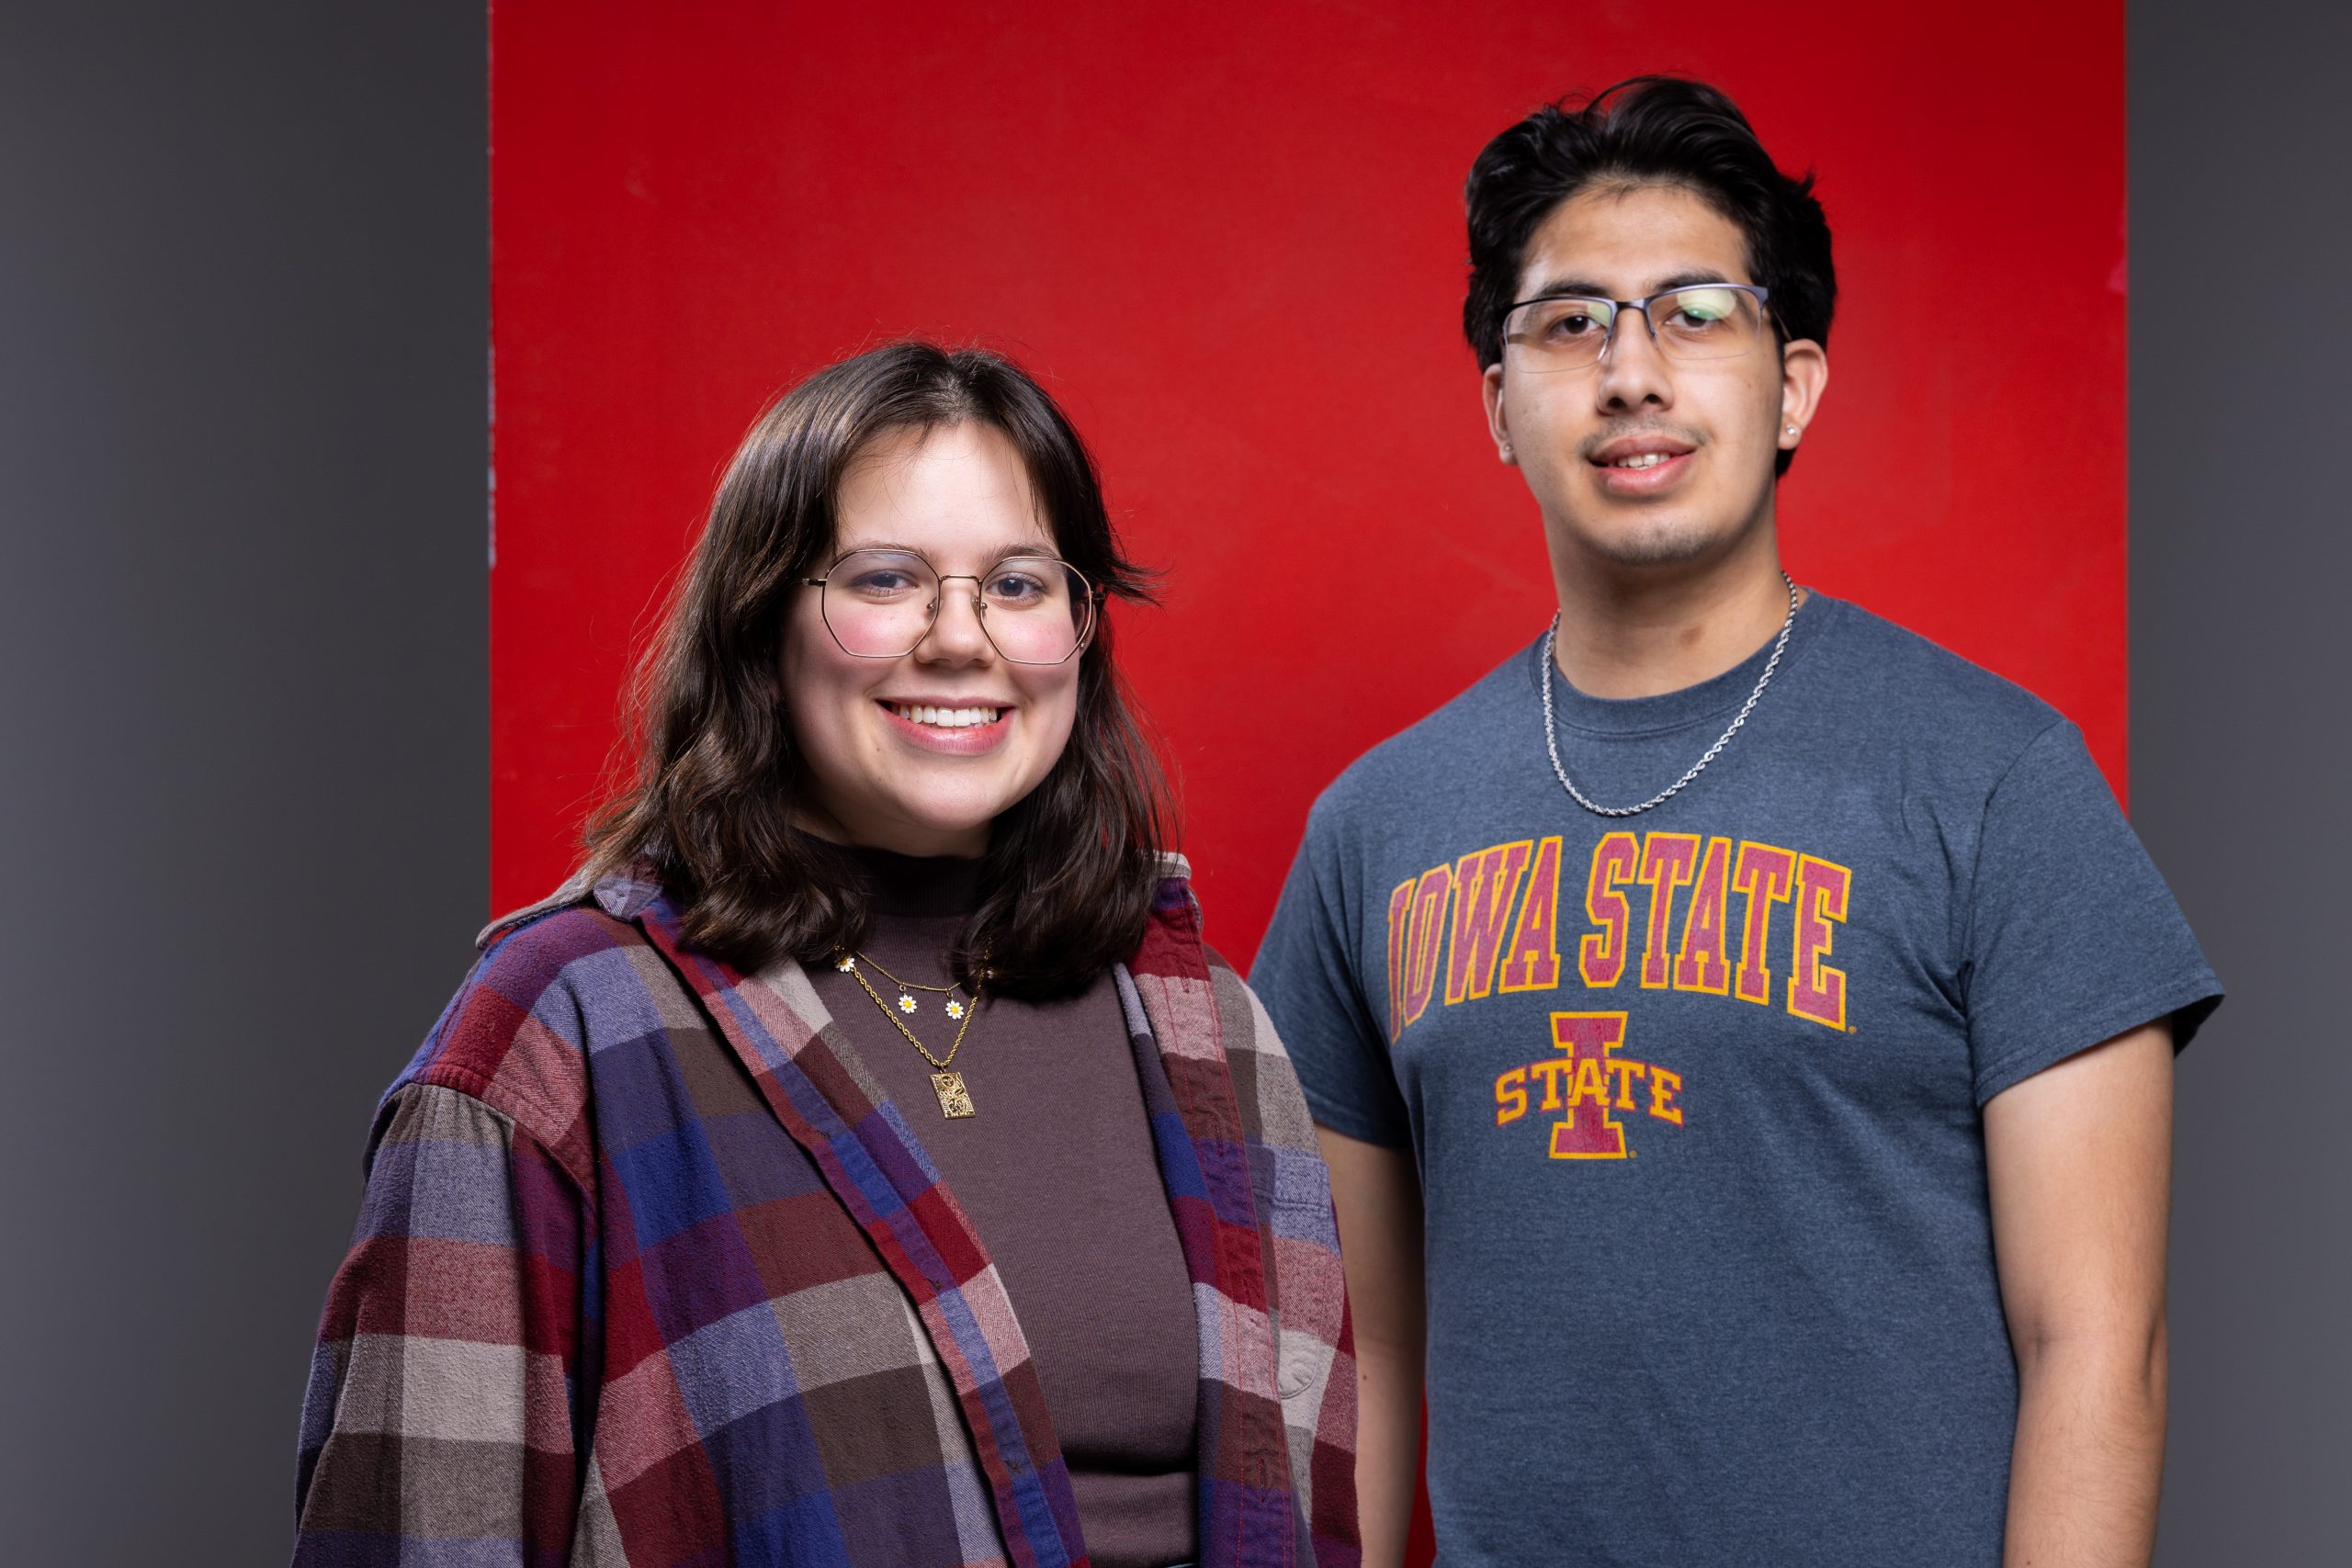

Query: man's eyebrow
<box><xmin>1517</xmin><ymin>270</ymin><xmax>1740</xmax><ymax>302</ymax></box>
<box><xmin>1650</xmin><ymin>270</ymin><xmax>1739</xmax><ymax>293</ymax></box>
<box><xmin>1521</xmin><ymin>277</ymin><xmax>1613</xmax><ymax>301</ymax></box>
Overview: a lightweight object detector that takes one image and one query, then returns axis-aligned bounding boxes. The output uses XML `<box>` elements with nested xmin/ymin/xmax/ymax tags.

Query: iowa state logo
<box><xmin>1494</xmin><ymin>1011</ymin><xmax>1681</xmax><ymax>1159</ymax></box>
<box><xmin>1385</xmin><ymin>829</ymin><xmax>1854</xmax><ymax>1037</ymax></box>
<box><xmin>1387</xmin><ymin>829</ymin><xmax>1858</xmax><ymax>1163</ymax></box>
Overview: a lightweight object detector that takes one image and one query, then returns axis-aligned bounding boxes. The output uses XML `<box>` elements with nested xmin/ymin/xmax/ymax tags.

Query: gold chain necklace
<box><xmin>831</xmin><ymin>952</ymin><xmax>983</xmax><ymax>1119</ymax></box>
<box><xmin>845</xmin><ymin>951</ymin><xmax>968</xmax><ymax>1017</ymax></box>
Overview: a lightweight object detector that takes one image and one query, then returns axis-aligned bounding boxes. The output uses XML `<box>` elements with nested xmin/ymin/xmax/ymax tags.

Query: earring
<box><xmin>1784</xmin><ymin>424</ymin><xmax>1799</xmax><ymax>437</ymax></box>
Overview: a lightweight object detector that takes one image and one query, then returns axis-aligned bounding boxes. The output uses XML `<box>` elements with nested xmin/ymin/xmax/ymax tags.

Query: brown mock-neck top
<box><xmin>801</xmin><ymin>844</ymin><xmax>1199</xmax><ymax>1568</ymax></box>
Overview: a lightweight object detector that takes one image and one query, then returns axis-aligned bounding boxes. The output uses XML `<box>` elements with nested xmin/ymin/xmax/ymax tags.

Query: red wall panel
<box><xmin>490</xmin><ymin>0</ymin><xmax>2127</xmax><ymax>980</ymax></box>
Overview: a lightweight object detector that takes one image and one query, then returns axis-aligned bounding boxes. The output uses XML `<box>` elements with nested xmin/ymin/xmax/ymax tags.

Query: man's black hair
<box><xmin>1463</xmin><ymin>76</ymin><xmax>1836</xmax><ymax>476</ymax></box>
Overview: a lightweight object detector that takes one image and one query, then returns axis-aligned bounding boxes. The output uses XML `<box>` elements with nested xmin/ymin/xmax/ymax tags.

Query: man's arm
<box><xmin>1984</xmin><ymin>1021</ymin><xmax>2175</xmax><ymax>1568</ymax></box>
<box><xmin>1317</xmin><ymin>1125</ymin><xmax>1425</xmax><ymax>1568</ymax></box>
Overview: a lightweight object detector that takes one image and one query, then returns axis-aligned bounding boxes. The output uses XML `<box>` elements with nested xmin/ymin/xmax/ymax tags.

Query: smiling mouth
<box><xmin>1603</xmin><ymin>452</ymin><xmax>1679</xmax><ymax>470</ymax></box>
<box><xmin>884</xmin><ymin>702</ymin><xmax>1003</xmax><ymax>729</ymax></box>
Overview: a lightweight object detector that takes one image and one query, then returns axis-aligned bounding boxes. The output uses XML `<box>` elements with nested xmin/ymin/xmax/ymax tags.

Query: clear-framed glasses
<box><xmin>1498</xmin><ymin>283</ymin><xmax>1774</xmax><ymax>374</ymax></box>
<box><xmin>801</xmin><ymin>547</ymin><xmax>1102</xmax><ymax>665</ymax></box>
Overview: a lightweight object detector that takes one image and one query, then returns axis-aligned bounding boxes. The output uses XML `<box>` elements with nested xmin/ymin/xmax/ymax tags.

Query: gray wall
<box><xmin>0</xmin><ymin>4</ymin><xmax>487</xmax><ymax>1562</ymax></box>
<box><xmin>2134</xmin><ymin>2</ymin><xmax>2352</xmax><ymax>1562</ymax></box>
<box><xmin>0</xmin><ymin>1</ymin><xmax>2339</xmax><ymax>1562</ymax></box>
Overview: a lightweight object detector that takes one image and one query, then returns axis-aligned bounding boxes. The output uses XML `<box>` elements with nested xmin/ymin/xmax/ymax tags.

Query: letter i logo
<box><xmin>1545</xmin><ymin>1012</ymin><xmax>1630</xmax><ymax>1159</ymax></box>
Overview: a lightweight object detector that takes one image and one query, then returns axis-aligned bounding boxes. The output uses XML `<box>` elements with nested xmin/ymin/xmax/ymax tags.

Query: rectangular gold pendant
<box><xmin>930</xmin><ymin>1070</ymin><xmax>976</xmax><ymax>1119</ymax></box>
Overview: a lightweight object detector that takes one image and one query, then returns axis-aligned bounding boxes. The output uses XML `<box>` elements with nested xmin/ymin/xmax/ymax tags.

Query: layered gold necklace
<box><xmin>831</xmin><ymin>951</ymin><xmax>984</xmax><ymax>1119</ymax></box>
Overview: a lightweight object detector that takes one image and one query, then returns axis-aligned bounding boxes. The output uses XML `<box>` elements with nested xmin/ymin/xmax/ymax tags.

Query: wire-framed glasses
<box><xmin>1499</xmin><ymin>283</ymin><xmax>1773</xmax><ymax>373</ymax></box>
<box><xmin>801</xmin><ymin>547</ymin><xmax>1101</xmax><ymax>665</ymax></box>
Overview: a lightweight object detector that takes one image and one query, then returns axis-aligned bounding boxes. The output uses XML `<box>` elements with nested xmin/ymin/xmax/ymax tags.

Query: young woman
<box><xmin>290</xmin><ymin>343</ymin><xmax>1358</xmax><ymax>1568</ymax></box>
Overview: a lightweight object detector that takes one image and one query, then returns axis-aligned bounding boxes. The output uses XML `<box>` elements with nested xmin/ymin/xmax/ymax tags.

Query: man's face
<box><xmin>1481</xmin><ymin>183</ymin><xmax>1826</xmax><ymax>572</ymax></box>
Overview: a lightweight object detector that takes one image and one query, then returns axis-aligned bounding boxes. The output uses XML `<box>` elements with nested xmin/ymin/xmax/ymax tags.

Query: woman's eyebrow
<box><xmin>831</xmin><ymin>537</ymin><xmax>1064</xmax><ymax>559</ymax></box>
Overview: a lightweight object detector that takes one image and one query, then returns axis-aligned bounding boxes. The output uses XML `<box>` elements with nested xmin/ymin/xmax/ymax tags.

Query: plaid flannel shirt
<box><xmin>293</xmin><ymin>862</ymin><xmax>1361</xmax><ymax>1567</ymax></box>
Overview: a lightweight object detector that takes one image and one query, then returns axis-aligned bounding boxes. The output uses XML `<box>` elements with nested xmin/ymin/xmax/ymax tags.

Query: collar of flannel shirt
<box><xmin>476</xmin><ymin>851</ymin><xmax>1197</xmax><ymax>948</ymax></box>
<box><xmin>469</xmin><ymin>852</ymin><xmax>1329</xmax><ymax>1568</ymax></box>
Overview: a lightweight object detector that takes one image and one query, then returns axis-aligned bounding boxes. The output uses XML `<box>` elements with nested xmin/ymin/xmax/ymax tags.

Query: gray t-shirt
<box><xmin>1251</xmin><ymin>593</ymin><xmax>2220</xmax><ymax>1567</ymax></box>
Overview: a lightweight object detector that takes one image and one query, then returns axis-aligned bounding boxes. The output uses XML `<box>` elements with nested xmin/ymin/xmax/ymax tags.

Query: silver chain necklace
<box><xmin>1540</xmin><ymin>572</ymin><xmax>1801</xmax><ymax>818</ymax></box>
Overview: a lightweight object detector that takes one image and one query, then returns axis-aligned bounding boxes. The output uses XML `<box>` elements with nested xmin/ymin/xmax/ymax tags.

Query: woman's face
<box><xmin>780</xmin><ymin>422</ymin><xmax>1085</xmax><ymax>857</ymax></box>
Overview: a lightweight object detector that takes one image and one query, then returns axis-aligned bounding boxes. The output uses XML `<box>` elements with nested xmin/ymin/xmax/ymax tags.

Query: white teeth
<box><xmin>1611</xmin><ymin>451</ymin><xmax>1674</xmax><ymax>469</ymax></box>
<box><xmin>892</xmin><ymin>705</ymin><xmax>1001</xmax><ymax>728</ymax></box>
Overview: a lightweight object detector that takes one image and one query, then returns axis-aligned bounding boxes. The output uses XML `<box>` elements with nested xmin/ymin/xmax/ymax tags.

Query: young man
<box><xmin>1252</xmin><ymin>78</ymin><xmax>2220</xmax><ymax>1568</ymax></box>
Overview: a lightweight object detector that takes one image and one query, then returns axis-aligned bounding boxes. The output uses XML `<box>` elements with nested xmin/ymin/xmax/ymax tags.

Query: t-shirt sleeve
<box><xmin>1964</xmin><ymin>719</ymin><xmax>2223</xmax><ymax>1104</ymax></box>
<box><xmin>1251</xmin><ymin>795</ymin><xmax>1414</xmax><ymax>1149</ymax></box>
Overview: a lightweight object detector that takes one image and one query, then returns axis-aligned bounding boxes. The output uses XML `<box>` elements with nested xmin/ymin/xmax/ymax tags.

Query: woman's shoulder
<box><xmin>462</xmin><ymin>863</ymin><xmax>673</xmax><ymax>1012</ymax></box>
<box><xmin>389</xmin><ymin>878</ymin><xmax>668</xmax><ymax>1174</ymax></box>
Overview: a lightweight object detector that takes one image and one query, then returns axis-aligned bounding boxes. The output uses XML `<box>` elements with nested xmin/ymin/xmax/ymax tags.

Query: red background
<box><xmin>491</xmin><ymin>0</ymin><xmax>2128</xmax><ymax>948</ymax></box>
<box><xmin>491</xmin><ymin>4</ymin><xmax>2122</xmax><ymax>1554</ymax></box>
<box><xmin>492</xmin><ymin>0</ymin><xmax>2135</xmax><ymax>940</ymax></box>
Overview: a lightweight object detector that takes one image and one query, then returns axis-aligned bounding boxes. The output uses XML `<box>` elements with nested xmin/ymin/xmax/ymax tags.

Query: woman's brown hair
<box><xmin>583</xmin><ymin>341</ymin><xmax>1171</xmax><ymax>997</ymax></box>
